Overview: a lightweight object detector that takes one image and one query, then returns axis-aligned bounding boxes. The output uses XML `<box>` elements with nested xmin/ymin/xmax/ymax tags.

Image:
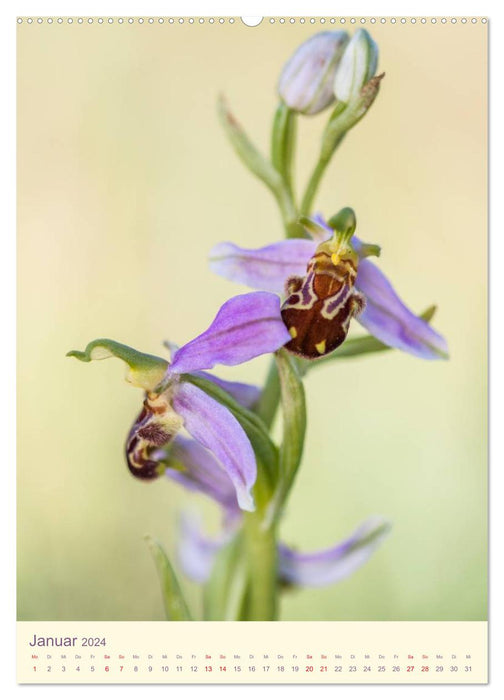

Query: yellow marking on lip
<box><xmin>289</xmin><ymin>326</ymin><xmax>298</xmax><ymax>339</ymax></box>
<box><xmin>331</xmin><ymin>253</ymin><xmax>341</xmax><ymax>266</ymax></box>
<box><xmin>315</xmin><ymin>339</ymin><xmax>326</xmax><ymax>354</ymax></box>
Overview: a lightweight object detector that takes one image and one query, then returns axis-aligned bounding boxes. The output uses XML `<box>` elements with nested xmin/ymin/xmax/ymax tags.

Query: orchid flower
<box><xmin>67</xmin><ymin>291</ymin><xmax>291</xmax><ymax>512</ymax></box>
<box><xmin>209</xmin><ymin>211</ymin><xmax>448</xmax><ymax>361</ymax></box>
<box><xmin>177</xmin><ymin>509</ymin><xmax>391</xmax><ymax>589</ymax></box>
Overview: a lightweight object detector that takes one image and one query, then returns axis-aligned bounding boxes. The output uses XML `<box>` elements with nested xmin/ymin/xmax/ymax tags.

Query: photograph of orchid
<box><xmin>66</xmin><ymin>29</ymin><xmax>449</xmax><ymax>622</ymax></box>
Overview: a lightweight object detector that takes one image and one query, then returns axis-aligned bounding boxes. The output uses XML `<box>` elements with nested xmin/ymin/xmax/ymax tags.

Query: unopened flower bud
<box><xmin>334</xmin><ymin>29</ymin><xmax>378</xmax><ymax>104</ymax></box>
<box><xmin>278</xmin><ymin>31</ymin><xmax>349</xmax><ymax>115</ymax></box>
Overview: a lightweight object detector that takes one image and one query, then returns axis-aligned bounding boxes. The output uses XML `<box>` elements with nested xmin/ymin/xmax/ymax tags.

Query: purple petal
<box><xmin>161</xmin><ymin>436</ymin><xmax>242</xmax><ymax>520</ymax></box>
<box><xmin>209</xmin><ymin>240</ymin><xmax>317</xmax><ymax>294</ymax></box>
<box><xmin>172</xmin><ymin>381</ymin><xmax>257</xmax><ymax>511</ymax></box>
<box><xmin>278</xmin><ymin>517</ymin><xmax>391</xmax><ymax>587</ymax></box>
<box><xmin>355</xmin><ymin>259</ymin><xmax>449</xmax><ymax>359</ymax></box>
<box><xmin>176</xmin><ymin>510</ymin><xmax>227</xmax><ymax>583</ymax></box>
<box><xmin>194</xmin><ymin>372</ymin><xmax>261</xmax><ymax>410</ymax></box>
<box><xmin>164</xmin><ymin>341</ymin><xmax>261</xmax><ymax>409</ymax></box>
<box><xmin>169</xmin><ymin>292</ymin><xmax>291</xmax><ymax>375</ymax></box>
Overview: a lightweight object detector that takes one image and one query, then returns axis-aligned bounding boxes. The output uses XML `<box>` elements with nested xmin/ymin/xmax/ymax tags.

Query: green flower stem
<box><xmin>204</xmin><ymin>533</ymin><xmax>248</xmax><ymax>621</ymax></box>
<box><xmin>299</xmin><ymin>135</ymin><xmax>345</xmax><ymax>216</ymax></box>
<box><xmin>256</xmin><ymin>359</ymin><xmax>281</xmax><ymax>429</ymax></box>
<box><xmin>300</xmin><ymin>75</ymin><xmax>384</xmax><ymax>216</ymax></box>
<box><xmin>299</xmin><ymin>154</ymin><xmax>330</xmax><ymax>216</ymax></box>
<box><xmin>277</xmin><ymin>189</ymin><xmax>304</xmax><ymax>240</ymax></box>
<box><xmin>243</xmin><ymin>512</ymin><xmax>278</xmax><ymax>620</ymax></box>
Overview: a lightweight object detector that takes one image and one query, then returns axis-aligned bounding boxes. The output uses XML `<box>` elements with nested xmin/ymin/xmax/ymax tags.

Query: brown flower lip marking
<box><xmin>125</xmin><ymin>400</ymin><xmax>178</xmax><ymax>481</ymax></box>
<box><xmin>281</xmin><ymin>250</ymin><xmax>365</xmax><ymax>360</ymax></box>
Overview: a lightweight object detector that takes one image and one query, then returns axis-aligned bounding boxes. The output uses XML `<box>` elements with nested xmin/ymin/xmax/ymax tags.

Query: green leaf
<box><xmin>203</xmin><ymin>533</ymin><xmax>248</xmax><ymax>621</ymax></box>
<box><xmin>218</xmin><ymin>95</ymin><xmax>302</xmax><ymax>239</ymax></box>
<box><xmin>271</xmin><ymin>102</ymin><xmax>297</xmax><ymax>199</ymax></box>
<box><xmin>271</xmin><ymin>349</ymin><xmax>306</xmax><ymax>520</ymax></box>
<box><xmin>218</xmin><ymin>95</ymin><xmax>283</xmax><ymax>197</ymax></box>
<box><xmin>67</xmin><ymin>338</ymin><xmax>168</xmax><ymax>391</ymax></box>
<box><xmin>305</xmin><ymin>306</ymin><xmax>438</xmax><ymax>367</ymax></box>
<box><xmin>144</xmin><ymin>536</ymin><xmax>193</xmax><ymax>621</ymax></box>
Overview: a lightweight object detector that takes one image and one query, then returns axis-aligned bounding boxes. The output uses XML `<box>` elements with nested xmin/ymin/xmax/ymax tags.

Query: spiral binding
<box><xmin>17</xmin><ymin>17</ymin><xmax>488</xmax><ymax>26</ymax></box>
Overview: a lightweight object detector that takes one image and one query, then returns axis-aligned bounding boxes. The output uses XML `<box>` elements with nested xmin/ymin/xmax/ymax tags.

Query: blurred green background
<box><xmin>17</xmin><ymin>18</ymin><xmax>487</xmax><ymax>621</ymax></box>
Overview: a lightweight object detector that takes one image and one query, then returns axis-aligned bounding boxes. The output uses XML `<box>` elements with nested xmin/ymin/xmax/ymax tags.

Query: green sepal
<box><xmin>182</xmin><ymin>373</ymin><xmax>279</xmax><ymax>507</ymax></box>
<box><xmin>67</xmin><ymin>339</ymin><xmax>168</xmax><ymax>392</ymax></box>
<box><xmin>269</xmin><ymin>348</ymin><xmax>306</xmax><ymax>522</ymax></box>
<box><xmin>144</xmin><ymin>536</ymin><xmax>193</xmax><ymax>621</ymax></box>
<box><xmin>203</xmin><ymin>532</ymin><xmax>248</xmax><ymax>621</ymax></box>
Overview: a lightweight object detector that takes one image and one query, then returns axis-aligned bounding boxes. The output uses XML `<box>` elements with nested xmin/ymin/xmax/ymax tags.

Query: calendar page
<box><xmin>16</xmin><ymin>13</ymin><xmax>488</xmax><ymax>685</ymax></box>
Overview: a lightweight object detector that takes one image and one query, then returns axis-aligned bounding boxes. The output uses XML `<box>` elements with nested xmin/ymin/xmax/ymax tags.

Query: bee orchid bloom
<box><xmin>67</xmin><ymin>291</ymin><xmax>291</xmax><ymax>512</ymax></box>
<box><xmin>209</xmin><ymin>212</ymin><xmax>448</xmax><ymax>361</ymax></box>
<box><xmin>177</xmin><ymin>510</ymin><xmax>391</xmax><ymax>588</ymax></box>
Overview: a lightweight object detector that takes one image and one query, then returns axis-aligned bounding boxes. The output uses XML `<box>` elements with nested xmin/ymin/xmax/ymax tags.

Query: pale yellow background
<box><xmin>17</xmin><ymin>18</ymin><xmax>487</xmax><ymax>621</ymax></box>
